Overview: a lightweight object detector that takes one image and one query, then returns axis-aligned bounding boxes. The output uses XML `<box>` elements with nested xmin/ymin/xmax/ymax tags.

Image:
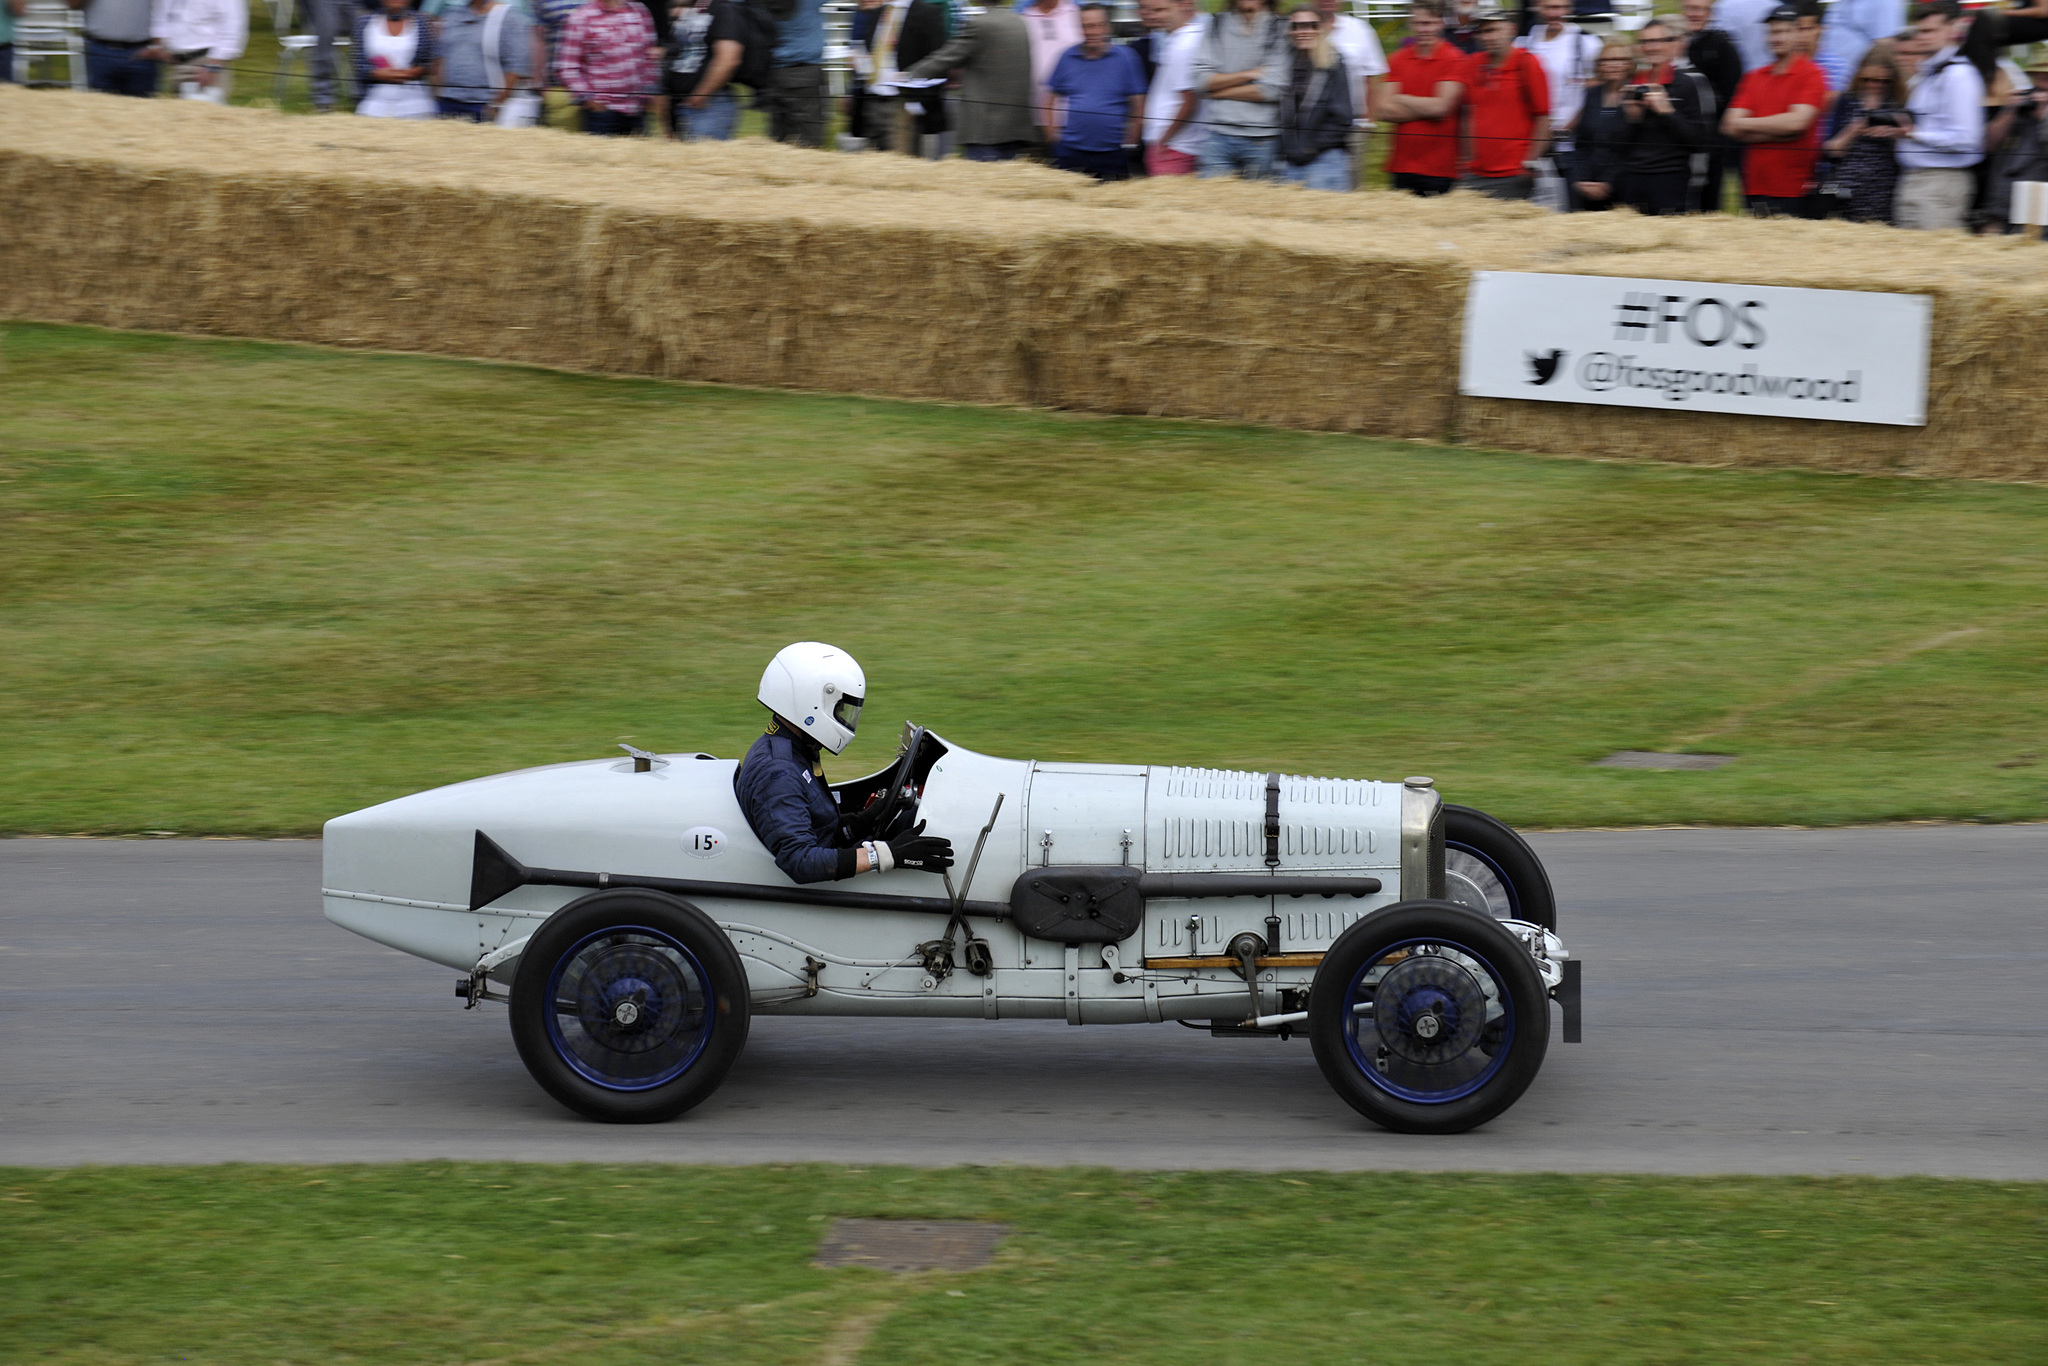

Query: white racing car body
<box><xmin>323</xmin><ymin>727</ymin><xmax>1579</xmax><ymax>1134</ymax></box>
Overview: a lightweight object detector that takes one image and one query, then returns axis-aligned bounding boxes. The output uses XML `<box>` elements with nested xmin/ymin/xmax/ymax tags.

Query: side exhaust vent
<box><xmin>470</xmin><ymin>831</ymin><xmax>534</xmax><ymax>911</ymax></box>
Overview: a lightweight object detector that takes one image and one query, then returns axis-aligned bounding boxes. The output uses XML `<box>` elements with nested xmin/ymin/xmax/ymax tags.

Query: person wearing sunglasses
<box><xmin>1819</xmin><ymin>38</ymin><xmax>1905</xmax><ymax>222</ymax></box>
<box><xmin>1275</xmin><ymin>7</ymin><xmax>1354</xmax><ymax>189</ymax></box>
<box><xmin>1614</xmin><ymin>16</ymin><xmax>1717</xmax><ymax>214</ymax></box>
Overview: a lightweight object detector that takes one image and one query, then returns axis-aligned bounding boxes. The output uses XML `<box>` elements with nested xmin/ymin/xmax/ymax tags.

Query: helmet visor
<box><xmin>832</xmin><ymin>694</ymin><xmax>863</xmax><ymax>735</ymax></box>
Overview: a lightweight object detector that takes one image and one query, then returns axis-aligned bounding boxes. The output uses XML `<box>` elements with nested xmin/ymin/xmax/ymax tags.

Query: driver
<box><xmin>734</xmin><ymin>642</ymin><xmax>954</xmax><ymax>885</ymax></box>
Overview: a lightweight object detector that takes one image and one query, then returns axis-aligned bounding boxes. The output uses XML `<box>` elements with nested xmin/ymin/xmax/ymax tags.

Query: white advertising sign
<box><xmin>1459</xmin><ymin>272</ymin><xmax>1930</xmax><ymax>426</ymax></box>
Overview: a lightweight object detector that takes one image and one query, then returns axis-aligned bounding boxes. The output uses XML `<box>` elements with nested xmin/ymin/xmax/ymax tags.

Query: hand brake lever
<box><xmin>935</xmin><ymin>793</ymin><xmax>1005</xmax><ymax>974</ymax></box>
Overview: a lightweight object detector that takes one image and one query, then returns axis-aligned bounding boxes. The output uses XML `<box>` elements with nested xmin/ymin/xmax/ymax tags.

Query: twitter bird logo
<box><xmin>1527</xmin><ymin>349</ymin><xmax>1565</xmax><ymax>386</ymax></box>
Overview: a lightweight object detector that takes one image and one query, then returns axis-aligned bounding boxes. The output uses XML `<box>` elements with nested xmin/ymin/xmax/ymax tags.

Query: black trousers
<box><xmin>1699</xmin><ymin>137</ymin><xmax>1740</xmax><ymax>214</ymax></box>
<box><xmin>1746</xmin><ymin>194</ymin><xmax>1811</xmax><ymax>218</ymax></box>
<box><xmin>1392</xmin><ymin>171</ymin><xmax>1454</xmax><ymax>197</ymax></box>
<box><xmin>765</xmin><ymin>63</ymin><xmax>826</xmax><ymax>148</ymax></box>
<box><xmin>1619</xmin><ymin>168</ymin><xmax>1691</xmax><ymax>215</ymax></box>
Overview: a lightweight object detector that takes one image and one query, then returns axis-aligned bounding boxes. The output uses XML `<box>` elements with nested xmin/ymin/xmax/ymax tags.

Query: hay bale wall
<box><xmin>5</xmin><ymin>89</ymin><xmax>2046</xmax><ymax>480</ymax></box>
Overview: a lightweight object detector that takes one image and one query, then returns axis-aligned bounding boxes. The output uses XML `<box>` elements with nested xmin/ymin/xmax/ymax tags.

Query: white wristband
<box><xmin>867</xmin><ymin>840</ymin><xmax>893</xmax><ymax>874</ymax></box>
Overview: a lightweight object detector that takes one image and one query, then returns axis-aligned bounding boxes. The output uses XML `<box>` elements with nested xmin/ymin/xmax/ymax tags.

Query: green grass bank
<box><xmin>4</xmin><ymin>1165</ymin><xmax>2043</xmax><ymax>1365</ymax></box>
<box><xmin>4</xmin><ymin>321</ymin><xmax>2047</xmax><ymax>834</ymax></box>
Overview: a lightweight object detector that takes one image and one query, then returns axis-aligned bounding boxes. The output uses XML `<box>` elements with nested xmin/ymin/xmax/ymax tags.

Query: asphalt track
<box><xmin>2</xmin><ymin>830</ymin><xmax>2042</xmax><ymax>1176</ymax></box>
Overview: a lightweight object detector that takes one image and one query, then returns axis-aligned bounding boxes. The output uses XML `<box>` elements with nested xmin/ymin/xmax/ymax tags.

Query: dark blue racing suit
<box><xmin>734</xmin><ymin>724</ymin><xmax>859</xmax><ymax>884</ymax></box>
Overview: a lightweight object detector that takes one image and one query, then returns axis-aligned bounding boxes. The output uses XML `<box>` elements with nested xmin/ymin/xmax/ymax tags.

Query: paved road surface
<box><xmin>2</xmin><ymin>831</ymin><xmax>2042</xmax><ymax>1175</ymax></box>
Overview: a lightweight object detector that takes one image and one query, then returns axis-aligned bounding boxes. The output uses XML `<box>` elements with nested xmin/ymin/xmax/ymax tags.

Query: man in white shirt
<box><xmin>1316</xmin><ymin>0</ymin><xmax>1386</xmax><ymax>186</ymax></box>
<box><xmin>1516</xmin><ymin>0</ymin><xmax>1598</xmax><ymax>166</ymax></box>
<box><xmin>1316</xmin><ymin>0</ymin><xmax>1385</xmax><ymax>123</ymax></box>
<box><xmin>1712</xmin><ymin>0</ymin><xmax>1779</xmax><ymax>75</ymax></box>
<box><xmin>1139</xmin><ymin>0</ymin><xmax>1205</xmax><ymax>173</ymax></box>
<box><xmin>149</xmin><ymin>0</ymin><xmax>244</xmax><ymax>100</ymax></box>
<box><xmin>1890</xmin><ymin>0</ymin><xmax>1984</xmax><ymax>229</ymax></box>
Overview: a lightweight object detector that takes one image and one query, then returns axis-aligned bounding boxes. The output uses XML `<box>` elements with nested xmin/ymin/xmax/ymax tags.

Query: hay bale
<box><xmin>3</xmin><ymin>88</ymin><xmax>2045</xmax><ymax>479</ymax></box>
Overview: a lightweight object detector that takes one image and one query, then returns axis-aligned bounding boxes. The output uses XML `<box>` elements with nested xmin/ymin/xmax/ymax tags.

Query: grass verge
<box><xmin>4</xmin><ymin>320</ymin><xmax>2048</xmax><ymax>834</ymax></box>
<box><xmin>3</xmin><ymin>1164</ymin><xmax>2043</xmax><ymax>1365</ymax></box>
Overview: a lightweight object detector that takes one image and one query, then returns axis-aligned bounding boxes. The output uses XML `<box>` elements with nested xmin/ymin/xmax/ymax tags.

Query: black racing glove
<box><xmin>885</xmin><ymin>820</ymin><xmax>954</xmax><ymax>874</ymax></box>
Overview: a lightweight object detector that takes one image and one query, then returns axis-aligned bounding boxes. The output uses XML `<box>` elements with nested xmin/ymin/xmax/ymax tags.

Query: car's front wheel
<box><xmin>510</xmin><ymin>890</ymin><xmax>750</xmax><ymax>1123</ymax></box>
<box><xmin>1309</xmin><ymin>900</ymin><xmax>1549</xmax><ymax>1135</ymax></box>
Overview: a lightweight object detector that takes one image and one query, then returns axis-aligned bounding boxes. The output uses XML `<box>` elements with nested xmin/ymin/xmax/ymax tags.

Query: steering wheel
<box><xmin>864</xmin><ymin>725</ymin><xmax>926</xmax><ymax>842</ymax></box>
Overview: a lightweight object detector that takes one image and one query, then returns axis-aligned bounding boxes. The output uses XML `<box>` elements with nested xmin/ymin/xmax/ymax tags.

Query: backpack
<box><xmin>729</xmin><ymin>0</ymin><xmax>779</xmax><ymax>90</ymax></box>
<box><xmin>675</xmin><ymin>0</ymin><xmax>776</xmax><ymax>92</ymax></box>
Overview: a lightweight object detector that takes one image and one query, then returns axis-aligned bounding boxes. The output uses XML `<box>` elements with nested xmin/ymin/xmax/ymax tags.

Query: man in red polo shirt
<box><xmin>1457</xmin><ymin>9</ymin><xmax>1549</xmax><ymax>198</ymax></box>
<box><xmin>1722</xmin><ymin>5</ymin><xmax>1827</xmax><ymax>216</ymax></box>
<box><xmin>1382</xmin><ymin>0</ymin><xmax>1467</xmax><ymax>195</ymax></box>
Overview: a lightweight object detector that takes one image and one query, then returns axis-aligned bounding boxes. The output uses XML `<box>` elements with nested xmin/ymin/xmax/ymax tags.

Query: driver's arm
<box><xmin>735</xmin><ymin>758</ymin><xmax>860</xmax><ymax>884</ymax></box>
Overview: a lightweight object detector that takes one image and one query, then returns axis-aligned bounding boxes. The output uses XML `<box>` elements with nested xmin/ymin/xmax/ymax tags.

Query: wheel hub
<box><xmin>573</xmin><ymin>952</ymin><xmax>688</xmax><ymax>1053</ymax></box>
<box><xmin>1373</xmin><ymin>955</ymin><xmax>1487</xmax><ymax>1065</ymax></box>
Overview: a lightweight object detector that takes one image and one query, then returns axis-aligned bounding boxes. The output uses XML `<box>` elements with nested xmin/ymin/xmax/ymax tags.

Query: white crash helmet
<box><xmin>758</xmin><ymin>642</ymin><xmax>867</xmax><ymax>755</ymax></box>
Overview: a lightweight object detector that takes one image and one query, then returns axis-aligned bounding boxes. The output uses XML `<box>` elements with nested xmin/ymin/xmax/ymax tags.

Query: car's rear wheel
<box><xmin>1443</xmin><ymin>804</ymin><xmax>1556</xmax><ymax>930</ymax></box>
<box><xmin>1310</xmin><ymin>900</ymin><xmax>1549</xmax><ymax>1134</ymax></box>
<box><xmin>510</xmin><ymin>890</ymin><xmax>749</xmax><ymax>1123</ymax></box>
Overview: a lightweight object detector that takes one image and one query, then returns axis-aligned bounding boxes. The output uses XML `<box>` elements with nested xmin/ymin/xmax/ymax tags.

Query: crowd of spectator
<box><xmin>36</xmin><ymin>0</ymin><xmax>2048</xmax><ymax>230</ymax></box>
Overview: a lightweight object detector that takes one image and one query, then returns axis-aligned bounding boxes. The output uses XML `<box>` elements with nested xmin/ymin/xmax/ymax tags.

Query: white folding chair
<box><xmin>13</xmin><ymin>0</ymin><xmax>86</xmax><ymax>90</ymax></box>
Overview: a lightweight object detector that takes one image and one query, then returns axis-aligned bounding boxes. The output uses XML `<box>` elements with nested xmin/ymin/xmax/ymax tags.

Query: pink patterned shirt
<box><xmin>556</xmin><ymin>0</ymin><xmax>659</xmax><ymax>114</ymax></box>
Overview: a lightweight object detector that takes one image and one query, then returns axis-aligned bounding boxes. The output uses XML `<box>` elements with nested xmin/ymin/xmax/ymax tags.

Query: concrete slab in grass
<box><xmin>814</xmin><ymin>1220</ymin><xmax>1009</xmax><ymax>1273</ymax></box>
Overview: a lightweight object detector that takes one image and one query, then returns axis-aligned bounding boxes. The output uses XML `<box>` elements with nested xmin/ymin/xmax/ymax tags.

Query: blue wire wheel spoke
<box><xmin>1343</xmin><ymin>938</ymin><xmax>1514</xmax><ymax>1104</ymax></box>
<box><xmin>1444</xmin><ymin>841</ymin><xmax>1518</xmax><ymax>920</ymax></box>
<box><xmin>544</xmin><ymin>926</ymin><xmax>715</xmax><ymax>1091</ymax></box>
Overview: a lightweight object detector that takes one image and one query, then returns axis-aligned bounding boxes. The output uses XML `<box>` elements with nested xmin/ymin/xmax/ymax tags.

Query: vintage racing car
<box><xmin>322</xmin><ymin>726</ymin><xmax>1580</xmax><ymax>1134</ymax></box>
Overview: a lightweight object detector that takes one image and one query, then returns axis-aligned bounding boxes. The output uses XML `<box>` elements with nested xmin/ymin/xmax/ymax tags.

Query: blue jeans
<box><xmin>86</xmin><ymin>39</ymin><xmax>162</xmax><ymax>96</ymax></box>
<box><xmin>308</xmin><ymin>0</ymin><xmax>357</xmax><ymax>109</ymax></box>
<box><xmin>680</xmin><ymin>88</ymin><xmax>738</xmax><ymax>140</ymax></box>
<box><xmin>1278</xmin><ymin>147</ymin><xmax>1351</xmax><ymax>191</ymax></box>
<box><xmin>0</xmin><ymin>44</ymin><xmax>14</xmax><ymax>83</ymax></box>
<box><xmin>582</xmin><ymin>106</ymin><xmax>642</xmax><ymax>136</ymax></box>
<box><xmin>1198</xmin><ymin>131</ymin><xmax>1275</xmax><ymax>181</ymax></box>
<box><xmin>438</xmin><ymin>97</ymin><xmax>489</xmax><ymax>122</ymax></box>
<box><xmin>965</xmin><ymin>141</ymin><xmax>1031</xmax><ymax>162</ymax></box>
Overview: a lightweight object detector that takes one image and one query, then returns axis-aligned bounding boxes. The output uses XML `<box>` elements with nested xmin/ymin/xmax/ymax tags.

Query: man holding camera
<box><xmin>1722</xmin><ymin>5</ymin><xmax>1826</xmax><ymax>215</ymax></box>
<box><xmin>1891</xmin><ymin>0</ymin><xmax>1984</xmax><ymax>230</ymax></box>
<box><xmin>1616</xmin><ymin>17</ymin><xmax>1718</xmax><ymax>215</ymax></box>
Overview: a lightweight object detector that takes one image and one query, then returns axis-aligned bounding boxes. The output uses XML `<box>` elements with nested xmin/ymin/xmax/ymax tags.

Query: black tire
<box><xmin>1310</xmin><ymin>900</ymin><xmax>1549</xmax><ymax>1135</ymax></box>
<box><xmin>1443</xmin><ymin>804</ymin><xmax>1556</xmax><ymax>930</ymax></box>
<box><xmin>510</xmin><ymin>889</ymin><xmax>750</xmax><ymax>1123</ymax></box>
